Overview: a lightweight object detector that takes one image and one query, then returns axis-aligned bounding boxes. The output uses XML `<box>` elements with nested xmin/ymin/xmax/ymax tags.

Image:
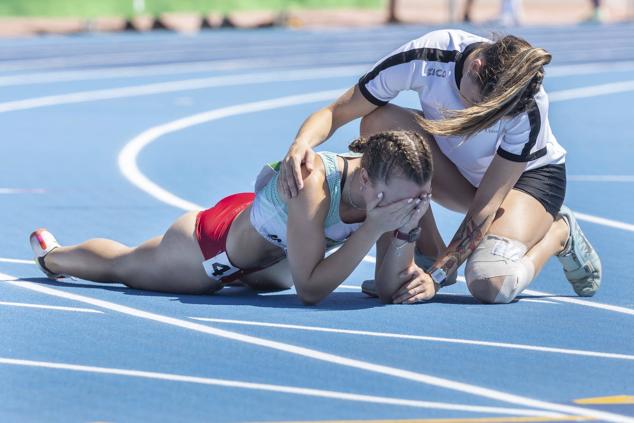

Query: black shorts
<box><xmin>513</xmin><ymin>163</ymin><xmax>566</xmax><ymax>218</ymax></box>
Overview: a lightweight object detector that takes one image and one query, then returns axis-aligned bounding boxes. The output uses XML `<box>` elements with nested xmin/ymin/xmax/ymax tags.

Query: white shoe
<box><xmin>29</xmin><ymin>228</ymin><xmax>67</xmax><ymax>280</ymax></box>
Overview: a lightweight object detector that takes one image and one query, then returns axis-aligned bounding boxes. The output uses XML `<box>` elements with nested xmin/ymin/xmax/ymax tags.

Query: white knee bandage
<box><xmin>465</xmin><ymin>235</ymin><xmax>535</xmax><ymax>304</ymax></box>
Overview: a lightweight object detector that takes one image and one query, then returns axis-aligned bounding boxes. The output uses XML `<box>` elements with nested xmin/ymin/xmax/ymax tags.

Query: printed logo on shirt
<box><xmin>268</xmin><ymin>234</ymin><xmax>283</xmax><ymax>243</ymax></box>
<box><xmin>427</xmin><ymin>68</ymin><xmax>447</xmax><ymax>78</ymax></box>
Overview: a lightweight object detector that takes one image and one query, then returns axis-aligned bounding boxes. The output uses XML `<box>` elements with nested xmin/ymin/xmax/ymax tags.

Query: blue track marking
<box><xmin>2</xmin><ymin>24</ymin><xmax>634</xmax><ymax>422</ymax></box>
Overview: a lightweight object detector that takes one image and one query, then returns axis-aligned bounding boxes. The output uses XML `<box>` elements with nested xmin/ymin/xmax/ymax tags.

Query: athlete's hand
<box><xmin>280</xmin><ymin>141</ymin><xmax>316</xmax><ymax>199</ymax></box>
<box><xmin>392</xmin><ymin>265</ymin><xmax>438</xmax><ymax>304</ymax></box>
<box><xmin>364</xmin><ymin>193</ymin><xmax>423</xmax><ymax>236</ymax></box>
<box><xmin>397</xmin><ymin>192</ymin><xmax>431</xmax><ymax>234</ymax></box>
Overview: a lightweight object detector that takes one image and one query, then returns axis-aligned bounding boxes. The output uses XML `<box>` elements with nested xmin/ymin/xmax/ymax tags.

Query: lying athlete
<box><xmin>30</xmin><ymin>130</ymin><xmax>432</xmax><ymax>305</ymax></box>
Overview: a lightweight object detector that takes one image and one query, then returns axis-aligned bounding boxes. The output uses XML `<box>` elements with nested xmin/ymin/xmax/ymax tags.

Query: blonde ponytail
<box><xmin>417</xmin><ymin>35</ymin><xmax>552</xmax><ymax>138</ymax></box>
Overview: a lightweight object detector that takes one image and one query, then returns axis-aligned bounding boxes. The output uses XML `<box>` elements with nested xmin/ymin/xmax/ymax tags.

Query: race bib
<box><xmin>202</xmin><ymin>251</ymin><xmax>241</xmax><ymax>282</ymax></box>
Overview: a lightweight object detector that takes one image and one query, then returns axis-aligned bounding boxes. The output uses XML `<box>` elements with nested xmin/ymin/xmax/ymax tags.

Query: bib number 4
<box><xmin>202</xmin><ymin>251</ymin><xmax>240</xmax><ymax>282</ymax></box>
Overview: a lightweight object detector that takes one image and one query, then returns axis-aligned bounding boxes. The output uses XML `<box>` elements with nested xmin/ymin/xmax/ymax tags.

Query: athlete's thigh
<box><xmin>488</xmin><ymin>189</ymin><xmax>554</xmax><ymax>250</ymax></box>
<box><xmin>140</xmin><ymin>211</ymin><xmax>213</xmax><ymax>292</ymax></box>
<box><xmin>361</xmin><ymin>104</ymin><xmax>475</xmax><ymax>212</ymax></box>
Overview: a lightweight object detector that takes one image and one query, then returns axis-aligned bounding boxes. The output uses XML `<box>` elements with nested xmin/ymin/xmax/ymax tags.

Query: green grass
<box><xmin>0</xmin><ymin>0</ymin><xmax>384</xmax><ymax>17</ymax></box>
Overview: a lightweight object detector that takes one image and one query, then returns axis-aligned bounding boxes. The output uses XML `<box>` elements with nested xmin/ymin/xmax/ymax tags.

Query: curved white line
<box><xmin>5</xmin><ymin>272</ymin><xmax>633</xmax><ymax>422</ymax></box>
<box><xmin>119</xmin><ymin>84</ymin><xmax>634</xmax><ymax>231</ymax></box>
<box><xmin>118</xmin><ymin>89</ymin><xmax>346</xmax><ymax>211</ymax></box>
<box><xmin>0</xmin><ymin>357</ymin><xmax>561</xmax><ymax>417</ymax></box>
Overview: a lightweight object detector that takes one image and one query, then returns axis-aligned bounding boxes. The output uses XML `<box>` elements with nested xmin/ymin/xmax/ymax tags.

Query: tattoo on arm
<box><xmin>428</xmin><ymin>211</ymin><xmax>493</xmax><ymax>278</ymax></box>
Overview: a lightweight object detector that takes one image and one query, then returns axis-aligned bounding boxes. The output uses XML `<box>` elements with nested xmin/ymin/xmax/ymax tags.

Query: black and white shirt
<box><xmin>358</xmin><ymin>29</ymin><xmax>566</xmax><ymax>187</ymax></box>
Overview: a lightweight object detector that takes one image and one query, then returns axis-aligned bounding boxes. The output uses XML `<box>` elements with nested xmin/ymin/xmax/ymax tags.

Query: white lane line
<box><xmin>568</xmin><ymin>175</ymin><xmax>634</xmax><ymax>182</ymax></box>
<box><xmin>0</xmin><ymin>67</ymin><xmax>361</xmax><ymax>114</ymax></box>
<box><xmin>454</xmin><ymin>275</ymin><xmax>634</xmax><ymax>316</ymax></box>
<box><xmin>118</xmin><ymin>89</ymin><xmax>346</xmax><ymax>211</ymax></box>
<box><xmin>5</xmin><ymin>273</ymin><xmax>633</xmax><ymax>422</ymax></box>
<box><xmin>189</xmin><ymin>317</ymin><xmax>634</xmax><ymax>362</ymax></box>
<box><xmin>1</xmin><ymin>58</ymin><xmax>632</xmax><ymax>87</ymax></box>
<box><xmin>0</xmin><ymin>188</ymin><xmax>46</xmax><ymax>194</ymax></box>
<box><xmin>523</xmin><ymin>289</ymin><xmax>634</xmax><ymax>316</ymax></box>
<box><xmin>549</xmin><ymin>80</ymin><xmax>634</xmax><ymax>102</ymax></box>
<box><xmin>339</xmin><ymin>285</ymin><xmax>364</xmax><ymax>290</ymax></box>
<box><xmin>0</xmin><ymin>258</ymin><xmax>34</xmax><ymax>265</ymax></box>
<box><xmin>572</xmin><ymin>212</ymin><xmax>634</xmax><ymax>233</ymax></box>
<box><xmin>0</xmin><ymin>357</ymin><xmax>563</xmax><ymax>417</ymax></box>
<box><xmin>546</xmin><ymin>61</ymin><xmax>634</xmax><ymax>77</ymax></box>
<box><xmin>0</xmin><ymin>301</ymin><xmax>103</xmax><ymax>314</ymax></box>
<box><xmin>516</xmin><ymin>299</ymin><xmax>559</xmax><ymax>305</ymax></box>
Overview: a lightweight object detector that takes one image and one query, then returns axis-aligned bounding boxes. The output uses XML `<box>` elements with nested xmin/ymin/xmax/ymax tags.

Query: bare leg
<box><xmin>45</xmin><ymin>238</ymin><xmax>152</xmax><ymax>283</ymax></box>
<box><xmin>417</xmin><ymin>206</ymin><xmax>446</xmax><ymax>258</ymax></box>
<box><xmin>45</xmin><ymin>212</ymin><xmax>217</xmax><ymax>294</ymax></box>
<box><xmin>524</xmin><ymin>216</ymin><xmax>568</xmax><ymax>277</ymax></box>
<box><xmin>467</xmin><ymin>189</ymin><xmax>568</xmax><ymax>302</ymax></box>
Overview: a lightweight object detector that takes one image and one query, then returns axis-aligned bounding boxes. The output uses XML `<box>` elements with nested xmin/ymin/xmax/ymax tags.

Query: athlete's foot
<box><xmin>29</xmin><ymin>229</ymin><xmax>68</xmax><ymax>280</ymax></box>
<box><xmin>556</xmin><ymin>206</ymin><xmax>602</xmax><ymax>297</ymax></box>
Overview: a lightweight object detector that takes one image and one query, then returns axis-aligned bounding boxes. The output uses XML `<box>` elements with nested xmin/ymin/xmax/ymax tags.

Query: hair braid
<box><xmin>348</xmin><ymin>130</ymin><xmax>432</xmax><ymax>185</ymax></box>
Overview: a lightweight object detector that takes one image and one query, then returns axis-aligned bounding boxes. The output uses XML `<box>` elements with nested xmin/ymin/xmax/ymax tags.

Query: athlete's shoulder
<box><xmin>408</xmin><ymin>29</ymin><xmax>491</xmax><ymax>52</ymax></box>
<box><xmin>506</xmin><ymin>86</ymin><xmax>550</xmax><ymax>130</ymax></box>
<box><xmin>299</xmin><ymin>153</ymin><xmax>328</xmax><ymax>194</ymax></box>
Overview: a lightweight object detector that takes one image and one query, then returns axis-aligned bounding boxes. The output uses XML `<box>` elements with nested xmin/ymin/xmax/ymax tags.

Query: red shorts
<box><xmin>195</xmin><ymin>193</ymin><xmax>255</xmax><ymax>283</ymax></box>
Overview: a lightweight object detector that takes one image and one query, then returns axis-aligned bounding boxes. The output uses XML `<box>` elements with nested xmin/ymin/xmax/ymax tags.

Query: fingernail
<box><xmin>415</xmin><ymin>199</ymin><xmax>421</xmax><ymax>205</ymax></box>
<box><xmin>407</xmin><ymin>198</ymin><xmax>413</xmax><ymax>203</ymax></box>
<box><xmin>378</xmin><ymin>192</ymin><xmax>383</xmax><ymax>199</ymax></box>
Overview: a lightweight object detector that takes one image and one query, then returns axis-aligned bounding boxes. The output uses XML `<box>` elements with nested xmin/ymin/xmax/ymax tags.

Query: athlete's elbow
<box><xmin>294</xmin><ymin>281</ymin><xmax>325</xmax><ymax>306</ymax></box>
<box><xmin>296</xmin><ymin>290</ymin><xmax>323</xmax><ymax>306</ymax></box>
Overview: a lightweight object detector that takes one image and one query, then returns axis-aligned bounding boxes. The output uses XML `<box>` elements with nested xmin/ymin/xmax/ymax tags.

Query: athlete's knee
<box><xmin>465</xmin><ymin>235</ymin><xmax>535</xmax><ymax>304</ymax></box>
<box><xmin>111</xmin><ymin>247</ymin><xmax>154</xmax><ymax>286</ymax></box>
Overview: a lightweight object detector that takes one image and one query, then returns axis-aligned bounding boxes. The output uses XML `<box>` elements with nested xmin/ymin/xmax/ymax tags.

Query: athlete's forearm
<box><xmin>427</xmin><ymin>207</ymin><xmax>496</xmax><ymax>281</ymax></box>
<box><xmin>293</xmin><ymin>106</ymin><xmax>338</xmax><ymax>149</ymax></box>
<box><xmin>375</xmin><ymin>236</ymin><xmax>416</xmax><ymax>303</ymax></box>
<box><xmin>293</xmin><ymin>86</ymin><xmax>376</xmax><ymax>149</ymax></box>
<box><xmin>428</xmin><ymin>155</ymin><xmax>527</xmax><ymax>282</ymax></box>
<box><xmin>296</xmin><ymin>223</ymin><xmax>381</xmax><ymax>305</ymax></box>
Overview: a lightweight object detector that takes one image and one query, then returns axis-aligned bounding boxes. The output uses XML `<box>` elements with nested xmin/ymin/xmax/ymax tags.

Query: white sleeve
<box><xmin>357</xmin><ymin>36</ymin><xmax>459</xmax><ymax>106</ymax></box>
<box><xmin>497</xmin><ymin>98</ymin><xmax>548</xmax><ymax>163</ymax></box>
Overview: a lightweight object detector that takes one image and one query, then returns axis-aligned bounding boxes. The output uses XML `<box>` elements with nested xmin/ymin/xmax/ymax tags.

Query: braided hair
<box><xmin>348</xmin><ymin>130</ymin><xmax>432</xmax><ymax>185</ymax></box>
